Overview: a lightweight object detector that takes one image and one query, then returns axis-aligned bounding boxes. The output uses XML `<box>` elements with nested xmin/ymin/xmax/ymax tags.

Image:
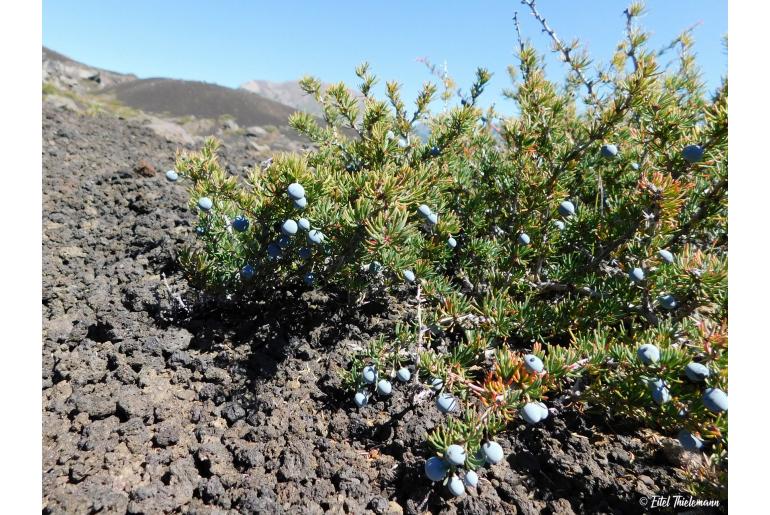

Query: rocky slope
<box><xmin>41</xmin><ymin>49</ymin><xmax>708</xmax><ymax>515</ymax></box>
<box><xmin>42</xmin><ymin>103</ymin><xmax>704</xmax><ymax>515</ymax></box>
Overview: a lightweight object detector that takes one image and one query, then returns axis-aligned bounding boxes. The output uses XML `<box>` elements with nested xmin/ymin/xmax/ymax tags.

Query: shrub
<box><xmin>171</xmin><ymin>0</ymin><xmax>727</xmax><ymax>499</ymax></box>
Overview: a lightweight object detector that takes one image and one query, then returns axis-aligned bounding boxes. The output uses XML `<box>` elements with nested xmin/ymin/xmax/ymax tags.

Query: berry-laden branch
<box><xmin>168</xmin><ymin>0</ymin><xmax>727</xmax><ymax>502</ymax></box>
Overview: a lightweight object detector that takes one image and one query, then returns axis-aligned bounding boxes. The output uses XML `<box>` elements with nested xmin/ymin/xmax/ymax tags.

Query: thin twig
<box><xmin>161</xmin><ymin>273</ymin><xmax>187</xmax><ymax>310</ymax></box>
<box><xmin>666</xmin><ymin>177</ymin><xmax>727</xmax><ymax>248</ymax></box>
<box><xmin>640</xmin><ymin>283</ymin><xmax>660</xmax><ymax>326</ymax></box>
<box><xmin>521</xmin><ymin>0</ymin><xmax>598</xmax><ymax>103</ymax></box>
<box><xmin>416</xmin><ymin>284</ymin><xmax>424</xmax><ymax>355</ymax></box>
<box><xmin>565</xmin><ymin>358</ymin><xmax>590</xmax><ymax>372</ymax></box>
<box><xmin>512</xmin><ymin>12</ymin><xmax>525</xmax><ymax>55</ymax></box>
<box><xmin>447</xmin><ymin>372</ymin><xmax>487</xmax><ymax>395</ymax></box>
<box><xmin>474</xmin><ymin>405</ymin><xmax>494</xmax><ymax>433</ymax></box>
<box><xmin>623</xmin><ymin>7</ymin><xmax>639</xmax><ymax>72</ymax></box>
<box><xmin>656</xmin><ymin>22</ymin><xmax>702</xmax><ymax>58</ymax></box>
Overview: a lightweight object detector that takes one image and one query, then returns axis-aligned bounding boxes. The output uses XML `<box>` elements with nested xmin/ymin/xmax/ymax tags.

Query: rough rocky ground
<box><xmin>43</xmin><ymin>102</ymin><xmax>705</xmax><ymax>514</ymax></box>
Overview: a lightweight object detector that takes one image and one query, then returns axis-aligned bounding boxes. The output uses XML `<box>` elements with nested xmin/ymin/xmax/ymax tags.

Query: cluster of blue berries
<box><xmin>636</xmin><ymin>343</ymin><xmax>727</xmax><ymax>451</ymax></box>
<box><xmin>517</xmin><ymin>198</ymin><xmax>570</xmax><ymax>242</ymax></box>
<box><xmin>520</xmin><ymin>354</ymin><xmax>550</xmax><ymax>424</ymax></box>
<box><xmin>287</xmin><ymin>182</ymin><xmax>308</xmax><ymax>209</ymax></box>
<box><xmin>353</xmin><ymin>364</ymin><xmax>412</xmax><ymax>408</ymax></box>
<box><xmin>424</xmin><ymin>440</ymin><xmax>505</xmax><ymax>497</ymax></box>
<box><xmin>628</xmin><ymin>247</ymin><xmax>675</xmax><ymax>282</ymax></box>
<box><xmin>417</xmin><ymin>204</ymin><xmax>439</xmax><ymax>227</ymax></box>
<box><xmin>190</xmin><ymin>181</ymin><xmax>328</xmax><ymax>285</ymax></box>
<box><xmin>263</xmin><ymin>183</ymin><xmax>327</xmax><ymax>284</ymax></box>
<box><xmin>547</xmin><ymin>199</ymin><xmax>576</xmax><ymax>234</ymax></box>
<box><xmin>627</xmin><ymin>249</ymin><xmax>679</xmax><ymax>310</ymax></box>
<box><xmin>415</xmin><ymin>203</ymin><xmax>458</xmax><ymax>254</ymax></box>
<box><xmin>232</xmin><ymin>213</ymin><xmax>257</xmax><ymax>281</ymax></box>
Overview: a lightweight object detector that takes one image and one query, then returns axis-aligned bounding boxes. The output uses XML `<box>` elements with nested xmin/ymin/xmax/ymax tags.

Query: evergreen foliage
<box><xmin>172</xmin><ymin>0</ymin><xmax>727</xmax><ymax>498</ymax></box>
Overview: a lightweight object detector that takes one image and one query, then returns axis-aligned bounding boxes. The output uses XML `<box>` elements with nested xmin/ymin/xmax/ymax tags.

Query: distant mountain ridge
<box><xmin>42</xmin><ymin>46</ymin><xmax>311</xmax><ymax>148</ymax></box>
<box><xmin>102</xmin><ymin>78</ymin><xmax>299</xmax><ymax>129</ymax></box>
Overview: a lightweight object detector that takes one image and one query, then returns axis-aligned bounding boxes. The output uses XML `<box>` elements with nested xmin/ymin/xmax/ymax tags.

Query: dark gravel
<box><xmin>43</xmin><ymin>103</ymin><xmax>703</xmax><ymax>514</ymax></box>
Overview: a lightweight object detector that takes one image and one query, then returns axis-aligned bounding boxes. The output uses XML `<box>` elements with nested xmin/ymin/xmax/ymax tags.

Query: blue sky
<box><xmin>43</xmin><ymin>1</ymin><xmax>726</xmax><ymax>116</ymax></box>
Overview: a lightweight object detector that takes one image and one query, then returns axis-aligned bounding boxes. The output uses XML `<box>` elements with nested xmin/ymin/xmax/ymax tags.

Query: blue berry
<box><xmin>165</xmin><ymin>170</ymin><xmax>179</xmax><ymax>182</ymax></box>
<box><xmin>481</xmin><ymin>441</ymin><xmax>504</xmax><ymax>464</ymax></box>
<box><xmin>376</xmin><ymin>379</ymin><xmax>392</xmax><ymax>396</ymax></box>
<box><xmin>682</xmin><ymin>144</ymin><xmax>705</xmax><ymax>163</ymax></box>
<box><xmin>659</xmin><ymin>294</ymin><xmax>678</xmax><ymax>310</ymax></box>
<box><xmin>195</xmin><ymin>226</ymin><xmax>206</xmax><ymax>236</ymax></box>
<box><xmin>684</xmin><ymin>362</ymin><xmax>710</xmax><ymax>382</ymax></box>
<box><xmin>396</xmin><ymin>367</ymin><xmax>411</xmax><ymax>382</ymax></box>
<box><xmin>298</xmin><ymin>247</ymin><xmax>312</xmax><ymax>260</ymax></box>
<box><xmin>354</xmin><ymin>391</ymin><xmax>368</xmax><ymax>408</ymax></box>
<box><xmin>447</xmin><ymin>475</ymin><xmax>465</xmax><ymax>497</ymax></box>
<box><xmin>445</xmin><ymin>444</ymin><xmax>467</xmax><ymax>466</ymax></box>
<box><xmin>267</xmin><ymin>243</ymin><xmax>282</xmax><ymax>259</ymax></box>
<box><xmin>298</xmin><ymin>218</ymin><xmax>311</xmax><ymax>232</ymax></box>
<box><xmin>277</xmin><ymin>235</ymin><xmax>291</xmax><ymax>249</ymax></box>
<box><xmin>464</xmin><ymin>470</ymin><xmax>479</xmax><ymax>488</ymax></box>
<box><xmin>658</xmin><ymin>249</ymin><xmax>674</xmax><ymax>264</ymax></box>
<box><xmin>518</xmin><ymin>233</ymin><xmax>530</xmax><ymax>245</ymax></box>
<box><xmin>424</xmin><ymin>457</ymin><xmax>449</xmax><ymax>482</ymax></box>
<box><xmin>535</xmin><ymin>401</ymin><xmax>549</xmax><ymax>421</ymax></box>
<box><xmin>240</xmin><ymin>264</ymin><xmax>255</xmax><ymax>281</ymax></box>
<box><xmin>197</xmin><ymin>197</ymin><xmax>213</xmax><ymax>211</ymax></box>
<box><xmin>403</xmin><ymin>270</ymin><xmax>416</xmax><ymax>283</ymax></box>
<box><xmin>554</xmin><ymin>220</ymin><xmax>566</xmax><ymax>231</ymax></box>
<box><xmin>430</xmin><ymin>377</ymin><xmax>444</xmax><ymax>391</ymax></box>
<box><xmin>651</xmin><ymin>384</ymin><xmax>671</xmax><ymax>405</ymax></box>
<box><xmin>631</xmin><ymin>162</ymin><xmax>640</xmax><ymax>170</ymax></box>
<box><xmin>678</xmin><ymin>429</ymin><xmax>704</xmax><ymax>452</ymax></box>
<box><xmin>429</xmin><ymin>146</ymin><xmax>441</xmax><ymax>157</ymax></box>
<box><xmin>303</xmin><ymin>272</ymin><xmax>315</xmax><ymax>286</ymax></box>
<box><xmin>558</xmin><ymin>200</ymin><xmax>575</xmax><ymax>217</ymax></box>
<box><xmin>648</xmin><ymin>378</ymin><xmax>665</xmax><ymax>391</ymax></box>
<box><xmin>281</xmin><ymin>219</ymin><xmax>298</xmax><ymax>236</ymax></box>
<box><xmin>232</xmin><ymin>215</ymin><xmax>249</xmax><ymax>232</ymax></box>
<box><xmin>417</xmin><ymin>204</ymin><xmax>433</xmax><ymax>219</ymax></box>
<box><xmin>447</xmin><ymin>237</ymin><xmax>457</xmax><ymax>249</ymax></box>
<box><xmin>308</xmin><ymin>230</ymin><xmax>325</xmax><ymax>245</ymax></box>
<box><xmin>362</xmin><ymin>365</ymin><xmax>377</xmax><ymax>384</ymax></box>
<box><xmin>436</xmin><ymin>392</ymin><xmax>457</xmax><ymax>413</ymax></box>
<box><xmin>427</xmin><ymin>213</ymin><xmax>438</xmax><ymax>225</ymax></box>
<box><xmin>368</xmin><ymin>261</ymin><xmax>383</xmax><ymax>274</ymax></box>
<box><xmin>702</xmin><ymin>388</ymin><xmax>728</xmax><ymax>413</ymax></box>
<box><xmin>629</xmin><ymin>267</ymin><xmax>645</xmax><ymax>283</ymax></box>
<box><xmin>345</xmin><ymin>162</ymin><xmax>358</xmax><ymax>173</ymax></box>
<box><xmin>398</xmin><ymin>137</ymin><xmax>409</xmax><ymax>149</ymax></box>
<box><xmin>293</xmin><ymin>197</ymin><xmax>307</xmax><ymax>209</ymax></box>
<box><xmin>637</xmin><ymin>344</ymin><xmax>660</xmax><ymax>365</ymax></box>
<box><xmin>600</xmin><ymin>144</ymin><xmax>619</xmax><ymax>158</ymax></box>
<box><xmin>287</xmin><ymin>182</ymin><xmax>305</xmax><ymax>200</ymax></box>
<box><xmin>521</xmin><ymin>402</ymin><xmax>547</xmax><ymax>424</ymax></box>
<box><xmin>523</xmin><ymin>354</ymin><xmax>544</xmax><ymax>374</ymax></box>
